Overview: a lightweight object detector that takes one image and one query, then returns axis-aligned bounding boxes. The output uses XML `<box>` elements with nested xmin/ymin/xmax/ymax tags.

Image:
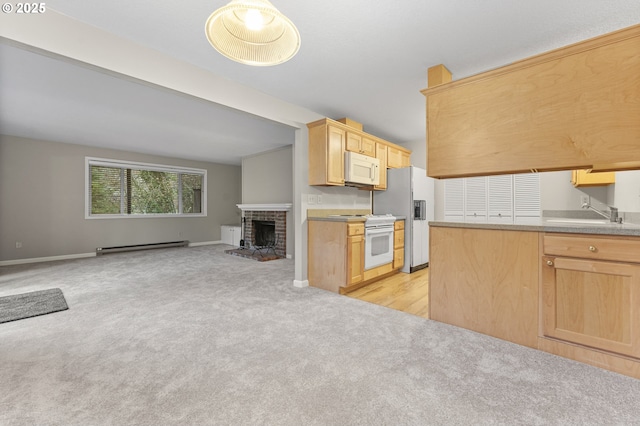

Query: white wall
<box><xmin>0</xmin><ymin>134</ymin><xmax>241</xmax><ymax>261</ymax></box>
<box><xmin>613</xmin><ymin>170</ymin><xmax>640</xmax><ymax>212</ymax></box>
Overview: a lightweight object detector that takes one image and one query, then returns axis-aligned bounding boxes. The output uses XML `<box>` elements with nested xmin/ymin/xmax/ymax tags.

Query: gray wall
<box><xmin>241</xmin><ymin>146</ymin><xmax>294</xmax><ymax>257</ymax></box>
<box><xmin>0</xmin><ymin>134</ymin><xmax>241</xmax><ymax>261</ymax></box>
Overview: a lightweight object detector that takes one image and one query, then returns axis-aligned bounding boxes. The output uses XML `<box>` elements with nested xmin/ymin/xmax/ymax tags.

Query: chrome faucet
<box><xmin>581</xmin><ymin>202</ymin><xmax>621</xmax><ymax>223</ymax></box>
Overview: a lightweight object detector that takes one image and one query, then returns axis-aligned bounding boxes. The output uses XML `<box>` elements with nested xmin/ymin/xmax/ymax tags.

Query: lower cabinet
<box><xmin>308</xmin><ymin>219</ymin><xmax>401</xmax><ymax>294</ymax></box>
<box><xmin>221</xmin><ymin>225</ymin><xmax>241</xmax><ymax>246</ymax></box>
<box><xmin>430</xmin><ymin>225</ymin><xmax>640</xmax><ymax>379</ymax></box>
<box><xmin>347</xmin><ymin>226</ymin><xmax>365</xmax><ymax>285</ymax></box>
<box><xmin>393</xmin><ymin>220</ymin><xmax>405</xmax><ymax>270</ymax></box>
<box><xmin>542</xmin><ymin>234</ymin><xmax>640</xmax><ymax>359</ymax></box>
<box><xmin>429</xmin><ymin>226</ymin><xmax>539</xmax><ymax>348</ymax></box>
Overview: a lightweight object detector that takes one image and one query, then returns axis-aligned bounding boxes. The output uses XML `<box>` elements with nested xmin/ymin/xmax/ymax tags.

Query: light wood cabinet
<box><xmin>308</xmin><ymin>220</ymin><xmax>365</xmax><ymax>293</ymax></box>
<box><xmin>429</xmin><ymin>226</ymin><xmax>539</xmax><ymax>348</ymax></box>
<box><xmin>308</xmin><ymin>122</ymin><xmax>345</xmax><ymax>186</ymax></box>
<box><xmin>374</xmin><ymin>142</ymin><xmax>387</xmax><ymax>191</ymax></box>
<box><xmin>393</xmin><ymin>220</ymin><xmax>405</xmax><ymax>270</ymax></box>
<box><xmin>571</xmin><ymin>170</ymin><xmax>616</xmax><ymax>187</ymax></box>
<box><xmin>347</xmin><ymin>228</ymin><xmax>365</xmax><ymax>285</ymax></box>
<box><xmin>345</xmin><ymin>132</ymin><xmax>376</xmax><ymax>157</ymax></box>
<box><xmin>387</xmin><ymin>145</ymin><xmax>410</xmax><ymax>169</ymax></box>
<box><xmin>308</xmin><ymin>118</ymin><xmax>411</xmax><ymax>186</ymax></box>
<box><xmin>421</xmin><ymin>24</ymin><xmax>640</xmax><ymax>179</ymax></box>
<box><xmin>541</xmin><ymin>234</ymin><xmax>640</xmax><ymax>359</ymax></box>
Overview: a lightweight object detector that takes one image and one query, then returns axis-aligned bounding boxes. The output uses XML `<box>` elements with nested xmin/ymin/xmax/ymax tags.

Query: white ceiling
<box><xmin>1</xmin><ymin>0</ymin><xmax>639</xmax><ymax>164</ymax></box>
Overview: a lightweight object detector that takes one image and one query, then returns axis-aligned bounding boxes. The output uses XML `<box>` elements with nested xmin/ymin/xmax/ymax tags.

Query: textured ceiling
<box><xmin>1</xmin><ymin>0</ymin><xmax>639</xmax><ymax>164</ymax></box>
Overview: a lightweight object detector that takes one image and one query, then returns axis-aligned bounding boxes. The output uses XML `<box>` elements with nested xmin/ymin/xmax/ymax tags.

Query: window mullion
<box><xmin>120</xmin><ymin>168</ymin><xmax>125</xmax><ymax>214</ymax></box>
<box><xmin>178</xmin><ymin>173</ymin><xmax>183</xmax><ymax>214</ymax></box>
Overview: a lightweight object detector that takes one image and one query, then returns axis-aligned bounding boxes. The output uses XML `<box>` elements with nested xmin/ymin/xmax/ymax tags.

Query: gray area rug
<box><xmin>0</xmin><ymin>288</ymin><xmax>68</xmax><ymax>324</ymax></box>
<box><xmin>1</xmin><ymin>244</ymin><xmax>639</xmax><ymax>425</ymax></box>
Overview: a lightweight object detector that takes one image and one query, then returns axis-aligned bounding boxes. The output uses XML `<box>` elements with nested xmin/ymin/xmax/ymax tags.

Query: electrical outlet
<box><xmin>580</xmin><ymin>195</ymin><xmax>589</xmax><ymax>206</ymax></box>
<box><xmin>15</xmin><ymin>241</ymin><xmax>22</xmax><ymax>249</ymax></box>
<box><xmin>317</xmin><ymin>195</ymin><xmax>322</xmax><ymax>204</ymax></box>
<box><xmin>308</xmin><ymin>194</ymin><xmax>317</xmax><ymax>205</ymax></box>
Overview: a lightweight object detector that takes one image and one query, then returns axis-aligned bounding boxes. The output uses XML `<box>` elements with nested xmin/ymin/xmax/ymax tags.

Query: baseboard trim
<box><xmin>0</xmin><ymin>252</ymin><xmax>96</xmax><ymax>266</ymax></box>
<box><xmin>188</xmin><ymin>241</ymin><xmax>221</xmax><ymax>247</ymax></box>
<box><xmin>293</xmin><ymin>279</ymin><xmax>309</xmax><ymax>288</ymax></box>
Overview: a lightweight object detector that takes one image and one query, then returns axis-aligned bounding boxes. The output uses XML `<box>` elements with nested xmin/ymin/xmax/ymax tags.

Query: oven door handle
<box><xmin>365</xmin><ymin>227</ymin><xmax>394</xmax><ymax>235</ymax></box>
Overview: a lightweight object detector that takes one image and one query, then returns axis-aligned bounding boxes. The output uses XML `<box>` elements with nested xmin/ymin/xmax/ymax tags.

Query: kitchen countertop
<box><xmin>430</xmin><ymin>219</ymin><xmax>640</xmax><ymax>237</ymax></box>
<box><xmin>309</xmin><ymin>215</ymin><xmax>407</xmax><ymax>223</ymax></box>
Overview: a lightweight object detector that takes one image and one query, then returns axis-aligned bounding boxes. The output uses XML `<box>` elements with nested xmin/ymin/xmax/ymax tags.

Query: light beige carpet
<box><xmin>1</xmin><ymin>245</ymin><xmax>639</xmax><ymax>425</ymax></box>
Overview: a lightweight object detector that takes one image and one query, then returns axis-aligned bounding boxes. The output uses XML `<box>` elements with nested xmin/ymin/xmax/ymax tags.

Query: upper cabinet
<box><xmin>571</xmin><ymin>169</ymin><xmax>615</xmax><ymax>187</ymax></box>
<box><xmin>308</xmin><ymin>118</ymin><xmax>411</xmax><ymax>187</ymax></box>
<box><xmin>421</xmin><ymin>24</ymin><xmax>640</xmax><ymax>179</ymax></box>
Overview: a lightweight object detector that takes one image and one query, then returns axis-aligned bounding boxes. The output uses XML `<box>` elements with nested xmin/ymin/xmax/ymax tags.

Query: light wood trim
<box><xmin>429</xmin><ymin>227</ymin><xmax>539</xmax><ymax>348</ymax></box>
<box><xmin>427</xmin><ymin>64</ymin><xmax>452</xmax><ymax>88</ymax></box>
<box><xmin>538</xmin><ymin>337</ymin><xmax>640</xmax><ymax>380</ymax></box>
<box><xmin>336</xmin><ymin>117</ymin><xmax>363</xmax><ymax>130</ymax></box>
<box><xmin>363</xmin><ymin>262</ymin><xmax>394</xmax><ymax>282</ymax></box>
<box><xmin>543</xmin><ymin>233</ymin><xmax>640</xmax><ymax>264</ymax></box>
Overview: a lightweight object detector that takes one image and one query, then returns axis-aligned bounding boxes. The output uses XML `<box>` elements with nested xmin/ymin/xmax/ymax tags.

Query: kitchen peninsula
<box><xmin>429</xmin><ymin>219</ymin><xmax>640</xmax><ymax>378</ymax></box>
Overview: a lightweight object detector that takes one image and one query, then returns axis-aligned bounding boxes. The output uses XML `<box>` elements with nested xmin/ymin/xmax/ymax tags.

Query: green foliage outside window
<box><xmin>89</xmin><ymin>164</ymin><xmax>204</xmax><ymax>216</ymax></box>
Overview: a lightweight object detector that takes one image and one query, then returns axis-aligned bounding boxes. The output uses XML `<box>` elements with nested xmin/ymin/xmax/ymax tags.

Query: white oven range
<box><xmin>364</xmin><ymin>214</ymin><xmax>396</xmax><ymax>270</ymax></box>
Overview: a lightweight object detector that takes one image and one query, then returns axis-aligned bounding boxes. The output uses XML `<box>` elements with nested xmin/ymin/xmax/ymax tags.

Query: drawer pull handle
<box><xmin>589</xmin><ymin>245</ymin><xmax>597</xmax><ymax>252</ymax></box>
<box><xmin>546</xmin><ymin>260</ymin><xmax>554</xmax><ymax>267</ymax></box>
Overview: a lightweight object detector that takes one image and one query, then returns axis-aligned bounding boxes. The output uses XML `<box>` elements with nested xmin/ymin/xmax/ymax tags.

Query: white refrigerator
<box><xmin>372</xmin><ymin>166</ymin><xmax>435</xmax><ymax>273</ymax></box>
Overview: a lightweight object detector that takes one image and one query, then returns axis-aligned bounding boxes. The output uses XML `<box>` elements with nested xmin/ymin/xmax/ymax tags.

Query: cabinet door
<box><xmin>231</xmin><ymin>226</ymin><xmax>241</xmax><ymax>246</ymax></box>
<box><xmin>220</xmin><ymin>226</ymin><xmax>232</xmax><ymax>245</ymax></box>
<box><xmin>464</xmin><ymin>177</ymin><xmax>487</xmax><ymax>222</ymax></box>
<box><xmin>360</xmin><ymin>136</ymin><xmax>376</xmax><ymax>157</ymax></box>
<box><xmin>393</xmin><ymin>247</ymin><xmax>404</xmax><ymax>270</ymax></box>
<box><xmin>347</xmin><ymin>235</ymin><xmax>364</xmax><ymax>285</ymax></box>
<box><xmin>345</xmin><ymin>131</ymin><xmax>362</xmax><ymax>153</ymax></box>
<box><xmin>327</xmin><ymin>125</ymin><xmax>346</xmax><ymax>185</ymax></box>
<box><xmin>443</xmin><ymin>178</ymin><xmax>464</xmax><ymax>222</ymax></box>
<box><xmin>488</xmin><ymin>175</ymin><xmax>513</xmax><ymax>223</ymax></box>
<box><xmin>374</xmin><ymin>142</ymin><xmax>387</xmax><ymax>190</ymax></box>
<box><xmin>387</xmin><ymin>146</ymin><xmax>410</xmax><ymax>168</ymax></box>
<box><xmin>514</xmin><ymin>173</ymin><xmax>540</xmax><ymax>224</ymax></box>
<box><xmin>542</xmin><ymin>256</ymin><xmax>640</xmax><ymax>358</ymax></box>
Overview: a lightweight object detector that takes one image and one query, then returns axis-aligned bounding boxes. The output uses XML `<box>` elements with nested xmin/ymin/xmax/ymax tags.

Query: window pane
<box><xmin>90</xmin><ymin>165</ymin><xmax>122</xmax><ymax>215</ymax></box>
<box><xmin>129</xmin><ymin>169</ymin><xmax>178</xmax><ymax>214</ymax></box>
<box><xmin>181</xmin><ymin>173</ymin><xmax>203</xmax><ymax>214</ymax></box>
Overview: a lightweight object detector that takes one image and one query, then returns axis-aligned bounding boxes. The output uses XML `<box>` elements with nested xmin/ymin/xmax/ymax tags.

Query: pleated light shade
<box><xmin>205</xmin><ymin>0</ymin><xmax>301</xmax><ymax>66</ymax></box>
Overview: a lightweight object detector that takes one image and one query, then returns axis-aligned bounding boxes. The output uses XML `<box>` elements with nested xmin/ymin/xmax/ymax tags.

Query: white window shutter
<box><xmin>444</xmin><ymin>178</ymin><xmax>464</xmax><ymax>221</ymax></box>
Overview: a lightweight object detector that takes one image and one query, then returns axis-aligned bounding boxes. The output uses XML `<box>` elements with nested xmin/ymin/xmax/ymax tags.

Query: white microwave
<box><xmin>344</xmin><ymin>151</ymin><xmax>380</xmax><ymax>186</ymax></box>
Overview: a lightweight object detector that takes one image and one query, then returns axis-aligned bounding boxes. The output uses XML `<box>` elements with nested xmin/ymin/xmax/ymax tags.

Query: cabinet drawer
<box><xmin>394</xmin><ymin>220</ymin><xmax>404</xmax><ymax>230</ymax></box>
<box><xmin>347</xmin><ymin>223</ymin><xmax>364</xmax><ymax>236</ymax></box>
<box><xmin>544</xmin><ymin>234</ymin><xmax>640</xmax><ymax>263</ymax></box>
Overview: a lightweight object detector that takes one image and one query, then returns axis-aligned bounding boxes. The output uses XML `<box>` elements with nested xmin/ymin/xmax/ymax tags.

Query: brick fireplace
<box><xmin>237</xmin><ymin>204</ymin><xmax>291</xmax><ymax>259</ymax></box>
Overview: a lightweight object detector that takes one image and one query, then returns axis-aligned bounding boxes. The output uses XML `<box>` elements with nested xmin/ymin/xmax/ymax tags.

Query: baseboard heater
<box><xmin>96</xmin><ymin>240</ymin><xmax>189</xmax><ymax>255</ymax></box>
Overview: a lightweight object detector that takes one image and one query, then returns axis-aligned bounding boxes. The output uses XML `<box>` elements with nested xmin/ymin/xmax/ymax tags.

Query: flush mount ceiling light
<box><xmin>205</xmin><ymin>0</ymin><xmax>301</xmax><ymax>66</ymax></box>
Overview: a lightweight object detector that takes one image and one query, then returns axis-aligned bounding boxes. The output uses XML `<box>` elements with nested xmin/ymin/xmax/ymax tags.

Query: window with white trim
<box><xmin>86</xmin><ymin>158</ymin><xmax>206</xmax><ymax>218</ymax></box>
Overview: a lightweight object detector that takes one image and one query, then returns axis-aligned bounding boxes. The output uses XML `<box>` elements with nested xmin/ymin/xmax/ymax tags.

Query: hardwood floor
<box><xmin>346</xmin><ymin>268</ymin><xmax>429</xmax><ymax>319</ymax></box>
